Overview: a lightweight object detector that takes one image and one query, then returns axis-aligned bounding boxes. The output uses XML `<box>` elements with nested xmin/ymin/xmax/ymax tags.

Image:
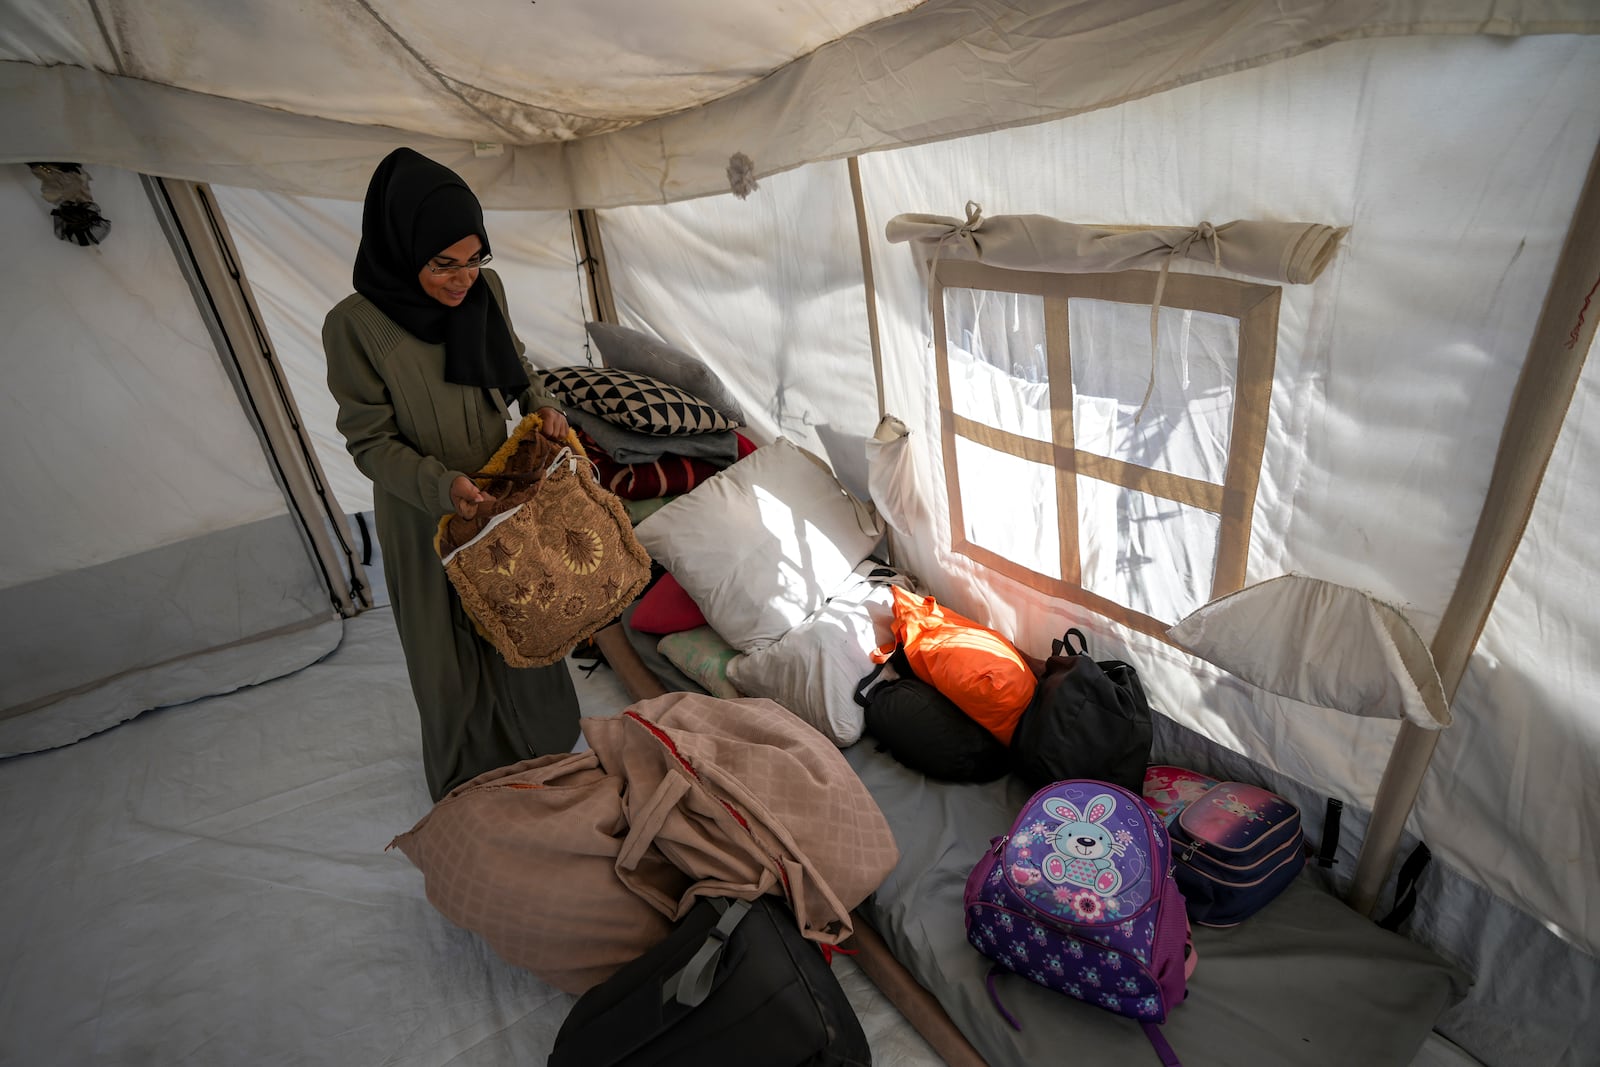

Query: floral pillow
<box><xmin>543</xmin><ymin>365</ymin><xmax>736</xmax><ymax>436</ymax></box>
<box><xmin>657</xmin><ymin>627</ymin><xmax>743</xmax><ymax>699</ymax></box>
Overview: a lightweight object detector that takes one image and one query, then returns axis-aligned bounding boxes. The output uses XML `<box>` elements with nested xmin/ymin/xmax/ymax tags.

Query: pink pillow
<box><xmin>630</xmin><ymin>573</ymin><xmax>707</xmax><ymax>635</ymax></box>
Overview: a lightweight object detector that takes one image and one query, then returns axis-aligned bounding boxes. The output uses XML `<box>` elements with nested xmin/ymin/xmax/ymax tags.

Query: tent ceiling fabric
<box><xmin>1</xmin><ymin>0</ymin><xmax>921</xmax><ymax>142</ymax></box>
<box><xmin>1</xmin><ymin>0</ymin><xmax>1596</xmax><ymax>208</ymax></box>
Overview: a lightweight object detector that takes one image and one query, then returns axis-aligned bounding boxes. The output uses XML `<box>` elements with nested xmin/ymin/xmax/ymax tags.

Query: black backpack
<box><xmin>1009</xmin><ymin>627</ymin><xmax>1153</xmax><ymax>794</ymax></box>
<box><xmin>548</xmin><ymin>895</ymin><xmax>871</xmax><ymax>1067</ymax></box>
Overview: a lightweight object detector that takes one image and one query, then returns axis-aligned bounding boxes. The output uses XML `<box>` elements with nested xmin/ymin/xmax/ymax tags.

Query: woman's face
<box><xmin>417</xmin><ymin>234</ymin><xmax>484</xmax><ymax>307</ymax></box>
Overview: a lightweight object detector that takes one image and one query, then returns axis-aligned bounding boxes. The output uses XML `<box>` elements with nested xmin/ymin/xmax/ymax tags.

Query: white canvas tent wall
<box><xmin>2</xmin><ymin>2</ymin><xmax>1599</xmax><ymax>1065</ymax></box>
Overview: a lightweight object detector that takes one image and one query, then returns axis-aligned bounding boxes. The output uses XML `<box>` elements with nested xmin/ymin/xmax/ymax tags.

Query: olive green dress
<box><xmin>324</xmin><ymin>270</ymin><xmax>580</xmax><ymax>800</ymax></box>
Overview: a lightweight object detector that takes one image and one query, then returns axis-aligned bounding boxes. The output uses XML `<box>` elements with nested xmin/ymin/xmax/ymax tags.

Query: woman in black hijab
<box><xmin>325</xmin><ymin>147</ymin><xmax>580</xmax><ymax>801</ymax></box>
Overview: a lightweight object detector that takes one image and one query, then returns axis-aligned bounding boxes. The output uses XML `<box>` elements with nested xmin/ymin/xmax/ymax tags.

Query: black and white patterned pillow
<box><xmin>542</xmin><ymin>365</ymin><xmax>738</xmax><ymax>436</ymax></box>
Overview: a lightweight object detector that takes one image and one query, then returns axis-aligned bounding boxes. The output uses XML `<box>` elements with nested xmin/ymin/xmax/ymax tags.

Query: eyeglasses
<box><xmin>426</xmin><ymin>253</ymin><xmax>492</xmax><ymax>276</ymax></box>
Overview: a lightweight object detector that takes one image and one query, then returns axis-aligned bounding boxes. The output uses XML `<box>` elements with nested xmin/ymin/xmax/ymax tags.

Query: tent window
<box><xmin>932</xmin><ymin>260</ymin><xmax>1279</xmax><ymax>641</ymax></box>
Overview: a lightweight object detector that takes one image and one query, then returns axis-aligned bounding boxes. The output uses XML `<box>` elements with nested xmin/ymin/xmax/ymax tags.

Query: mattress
<box><xmin>845</xmin><ymin>741</ymin><xmax>1471</xmax><ymax>1067</ymax></box>
<box><xmin>0</xmin><ymin>609</ymin><xmax>938</xmax><ymax>1067</ymax></box>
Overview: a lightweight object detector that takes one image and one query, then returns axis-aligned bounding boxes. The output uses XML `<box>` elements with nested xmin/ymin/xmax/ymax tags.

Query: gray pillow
<box><xmin>586</xmin><ymin>322</ymin><xmax>747</xmax><ymax>425</ymax></box>
<box><xmin>567</xmin><ymin>408</ymin><xmax>740</xmax><ymax>466</ymax></box>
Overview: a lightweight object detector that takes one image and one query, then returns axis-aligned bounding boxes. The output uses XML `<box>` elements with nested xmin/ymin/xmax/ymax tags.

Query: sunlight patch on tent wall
<box><xmin>932</xmin><ymin>261</ymin><xmax>1277</xmax><ymax>641</ymax></box>
<box><xmin>951</xmin><ymin>436</ymin><xmax>1061</xmax><ymax>579</ymax></box>
<box><xmin>1076</xmin><ymin>481</ymin><xmax>1219</xmax><ymax>623</ymax></box>
<box><xmin>1069</xmin><ymin>300</ymin><xmax>1238</xmax><ymax>484</ymax></box>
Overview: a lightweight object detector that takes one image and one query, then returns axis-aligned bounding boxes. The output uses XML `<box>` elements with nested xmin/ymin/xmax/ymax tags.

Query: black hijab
<box><xmin>353</xmin><ymin>147</ymin><xmax>529</xmax><ymax>392</ymax></box>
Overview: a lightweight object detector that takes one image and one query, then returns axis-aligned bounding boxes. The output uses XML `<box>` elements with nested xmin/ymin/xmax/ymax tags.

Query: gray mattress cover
<box><xmin>845</xmin><ymin>742</ymin><xmax>1470</xmax><ymax>1067</ymax></box>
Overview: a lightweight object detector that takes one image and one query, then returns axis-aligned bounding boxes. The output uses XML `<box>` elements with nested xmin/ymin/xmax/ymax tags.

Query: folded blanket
<box><xmin>578</xmin><ymin>428</ymin><xmax>756</xmax><ymax>500</ymax></box>
<box><xmin>567</xmin><ymin>407</ymin><xmax>741</xmax><ymax>466</ymax></box>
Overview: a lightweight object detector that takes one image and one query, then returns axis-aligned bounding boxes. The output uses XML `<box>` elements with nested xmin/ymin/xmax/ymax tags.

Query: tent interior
<box><xmin>3</xmin><ymin>3</ymin><xmax>1599</xmax><ymax>1065</ymax></box>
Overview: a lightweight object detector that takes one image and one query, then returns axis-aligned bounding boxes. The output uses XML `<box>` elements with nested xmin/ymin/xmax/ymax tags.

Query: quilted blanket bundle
<box><xmin>390</xmin><ymin>692</ymin><xmax>900</xmax><ymax>993</ymax></box>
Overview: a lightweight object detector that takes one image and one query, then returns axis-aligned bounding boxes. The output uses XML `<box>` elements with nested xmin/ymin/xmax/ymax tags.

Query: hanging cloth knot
<box><xmin>1168</xmin><ymin>220</ymin><xmax>1222</xmax><ymax>267</ymax></box>
<box><xmin>922</xmin><ymin>201</ymin><xmax>986</xmax><ymax>334</ymax></box>
<box><xmin>1135</xmin><ymin>220</ymin><xmax>1223</xmax><ymax>424</ymax></box>
<box><xmin>952</xmin><ymin>200</ymin><xmax>985</xmax><ymax>241</ymax></box>
<box><xmin>930</xmin><ymin>200</ymin><xmax>986</xmax><ymax>275</ymax></box>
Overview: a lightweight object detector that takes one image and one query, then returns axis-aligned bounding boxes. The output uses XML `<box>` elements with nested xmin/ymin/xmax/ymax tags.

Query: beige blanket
<box><xmin>390</xmin><ymin>692</ymin><xmax>899</xmax><ymax>993</ymax></box>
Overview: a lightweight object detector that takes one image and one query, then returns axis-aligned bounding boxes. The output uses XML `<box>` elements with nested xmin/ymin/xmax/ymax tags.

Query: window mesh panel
<box><xmin>955</xmin><ymin>435</ymin><xmax>1061</xmax><ymax>579</ymax></box>
<box><xmin>1069</xmin><ymin>298</ymin><xmax>1237</xmax><ymax>483</ymax></box>
<box><xmin>944</xmin><ymin>288</ymin><xmax>1052</xmax><ymax>443</ymax></box>
<box><xmin>1076</xmin><ymin>477</ymin><xmax>1219</xmax><ymax>622</ymax></box>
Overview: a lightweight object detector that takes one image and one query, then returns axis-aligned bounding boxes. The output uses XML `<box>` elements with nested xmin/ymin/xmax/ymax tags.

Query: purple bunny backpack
<box><xmin>965</xmin><ymin>780</ymin><xmax>1195</xmax><ymax>1066</ymax></box>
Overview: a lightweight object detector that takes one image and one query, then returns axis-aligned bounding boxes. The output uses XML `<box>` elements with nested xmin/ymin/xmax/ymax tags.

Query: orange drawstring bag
<box><xmin>882</xmin><ymin>586</ymin><xmax>1036</xmax><ymax>745</ymax></box>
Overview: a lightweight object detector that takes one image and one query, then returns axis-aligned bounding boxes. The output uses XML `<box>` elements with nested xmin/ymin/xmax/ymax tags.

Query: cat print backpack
<box><xmin>964</xmin><ymin>779</ymin><xmax>1195</xmax><ymax>1066</ymax></box>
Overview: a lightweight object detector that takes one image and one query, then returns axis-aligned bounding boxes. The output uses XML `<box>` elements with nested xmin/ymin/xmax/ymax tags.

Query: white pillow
<box><xmin>727</xmin><ymin>560</ymin><xmax>920</xmax><ymax>746</ymax></box>
<box><xmin>633</xmin><ymin>437</ymin><xmax>884</xmax><ymax>653</ymax></box>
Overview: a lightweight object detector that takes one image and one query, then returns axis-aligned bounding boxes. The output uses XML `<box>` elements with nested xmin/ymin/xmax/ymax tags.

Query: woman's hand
<box><xmin>536</xmin><ymin>406</ymin><xmax>569</xmax><ymax>441</ymax></box>
<box><xmin>449</xmin><ymin>475</ymin><xmax>495</xmax><ymax>520</ymax></box>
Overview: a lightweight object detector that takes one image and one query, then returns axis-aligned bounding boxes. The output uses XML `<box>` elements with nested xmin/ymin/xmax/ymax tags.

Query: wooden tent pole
<box><xmin>1350</xmin><ymin>134</ymin><xmax>1600</xmax><ymax>915</ymax></box>
<box><xmin>572</xmin><ymin>208</ymin><xmax>617</xmax><ymax>327</ymax></box>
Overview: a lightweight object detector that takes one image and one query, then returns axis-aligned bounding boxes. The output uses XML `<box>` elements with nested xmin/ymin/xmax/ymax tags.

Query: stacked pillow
<box><xmin>633</xmin><ymin>438</ymin><xmax>885</xmax><ymax>653</ymax></box>
<box><xmin>541</xmin><ymin>323</ymin><xmax>753</xmax><ymax>507</ymax></box>
<box><xmin>727</xmin><ymin>559</ymin><xmax>921</xmax><ymax>747</ymax></box>
<box><xmin>544</xmin><ymin>364</ymin><xmax>735</xmax><ymax>436</ymax></box>
<box><xmin>624</xmin><ymin>431</ymin><xmax>1037</xmax><ymax>776</ymax></box>
<box><xmin>627</xmin><ymin>438</ymin><xmax>895</xmax><ymax>726</ymax></box>
<box><xmin>541</xmin><ymin>325</ymin><xmax>758</xmax><ymax>688</ymax></box>
<box><xmin>582</xmin><ymin>321</ymin><xmax>746</xmax><ymax>426</ymax></box>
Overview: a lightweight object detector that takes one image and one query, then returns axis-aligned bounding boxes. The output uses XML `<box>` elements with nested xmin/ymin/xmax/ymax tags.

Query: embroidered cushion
<box><xmin>543</xmin><ymin>365</ymin><xmax>737</xmax><ymax>436</ymax></box>
<box><xmin>434</xmin><ymin>416</ymin><xmax>653</xmax><ymax>667</ymax></box>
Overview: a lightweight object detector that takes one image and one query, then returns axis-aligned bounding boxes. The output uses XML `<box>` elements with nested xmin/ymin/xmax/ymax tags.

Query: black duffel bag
<box><xmin>1009</xmin><ymin>627</ymin><xmax>1153</xmax><ymax>794</ymax></box>
<box><xmin>548</xmin><ymin>895</ymin><xmax>871</xmax><ymax>1067</ymax></box>
<box><xmin>855</xmin><ymin>655</ymin><xmax>1010</xmax><ymax>784</ymax></box>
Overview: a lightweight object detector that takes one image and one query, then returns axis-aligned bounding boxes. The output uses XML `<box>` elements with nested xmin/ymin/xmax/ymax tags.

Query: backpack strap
<box><xmin>1053</xmin><ymin>627</ymin><xmax>1090</xmax><ymax>657</ymax></box>
<box><xmin>660</xmin><ymin>898</ymin><xmax>754</xmax><ymax>1008</ymax></box>
<box><xmin>983</xmin><ymin>965</ymin><xmax>1023</xmax><ymax>1031</ymax></box>
<box><xmin>853</xmin><ymin>646</ymin><xmax>911</xmax><ymax>707</ymax></box>
<box><xmin>1377</xmin><ymin>842</ymin><xmax>1432</xmax><ymax>932</ymax></box>
<box><xmin>854</xmin><ymin>659</ymin><xmax>894</xmax><ymax>708</ymax></box>
<box><xmin>1141</xmin><ymin>1021</ymin><xmax>1184</xmax><ymax>1067</ymax></box>
<box><xmin>1317</xmin><ymin>798</ymin><xmax>1344</xmax><ymax>868</ymax></box>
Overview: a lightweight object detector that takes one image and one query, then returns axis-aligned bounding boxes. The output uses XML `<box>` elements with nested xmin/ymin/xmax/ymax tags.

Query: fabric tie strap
<box><xmin>1137</xmin><ymin>221</ymin><xmax>1223</xmax><ymax>424</ymax></box>
<box><xmin>924</xmin><ymin>200</ymin><xmax>987</xmax><ymax>315</ymax></box>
